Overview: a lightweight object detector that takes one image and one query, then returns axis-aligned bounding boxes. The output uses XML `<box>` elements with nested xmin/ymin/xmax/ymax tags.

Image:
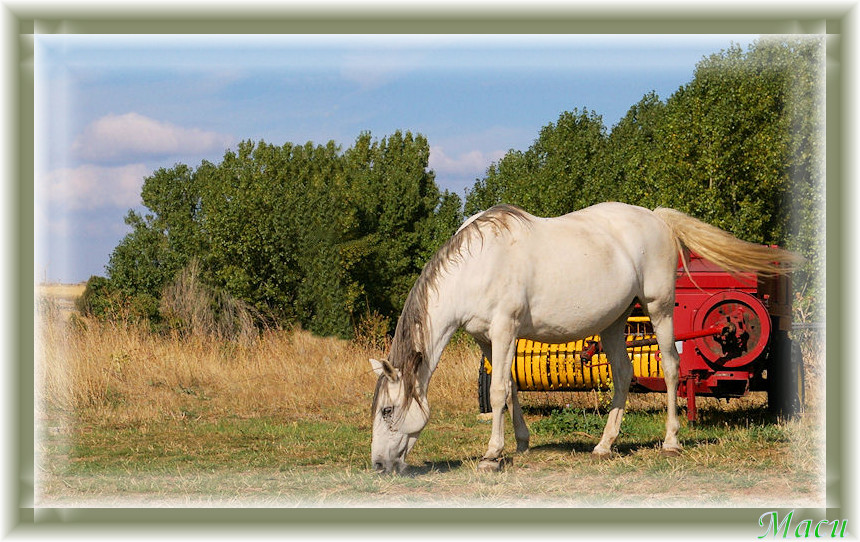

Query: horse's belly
<box><xmin>519</xmin><ymin>298</ymin><xmax>632</xmax><ymax>343</ymax></box>
<box><xmin>518</xmin><ymin>260</ymin><xmax>639</xmax><ymax>342</ymax></box>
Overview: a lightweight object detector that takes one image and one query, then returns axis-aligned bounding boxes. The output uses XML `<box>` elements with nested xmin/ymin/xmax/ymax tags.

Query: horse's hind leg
<box><xmin>647</xmin><ymin>302</ymin><xmax>683</xmax><ymax>455</ymax></box>
<box><xmin>592</xmin><ymin>312</ymin><xmax>634</xmax><ymax>458</ymax></box>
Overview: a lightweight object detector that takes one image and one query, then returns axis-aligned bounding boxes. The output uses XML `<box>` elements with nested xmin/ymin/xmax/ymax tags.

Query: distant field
<box><xmin>35</xmin><ymin>285</ymin><xmax>825</xmax><ymax>510</ymax></box>
<box><xmin>39</xmin><ymin>282</ymin><xmax>86</xmax><ymax>300</ymax></box>
<box><xmin>38</xmin><ymin>283</ymin><xmax>86</xmax><ymax>317</ymax></box>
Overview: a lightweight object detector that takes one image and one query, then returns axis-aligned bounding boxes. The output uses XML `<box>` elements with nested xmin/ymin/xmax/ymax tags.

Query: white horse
<box><xmin>370</xmin><ymin>202</ymin><xmax>798</xmax><ymax>474</ymax></box>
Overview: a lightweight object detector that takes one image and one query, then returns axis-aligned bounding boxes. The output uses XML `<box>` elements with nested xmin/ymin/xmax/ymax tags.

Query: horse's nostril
<box><xmin>373</xmin><ymin>461</ymin><xmax>386</xmax><ymax>473</ymax></box>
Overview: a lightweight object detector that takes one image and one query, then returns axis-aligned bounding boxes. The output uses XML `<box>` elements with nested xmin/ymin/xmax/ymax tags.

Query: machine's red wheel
<box><xmin>692</xmin><ymin>291</ymin><xmax>771</xmax><ymax>368</ymax></box>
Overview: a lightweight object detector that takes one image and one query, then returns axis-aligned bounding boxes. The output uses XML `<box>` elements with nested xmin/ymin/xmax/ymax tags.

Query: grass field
<box><xmin>35</xmin><ymin>285</ymin><xmax>825</xmax><ymax>508</ymax></box>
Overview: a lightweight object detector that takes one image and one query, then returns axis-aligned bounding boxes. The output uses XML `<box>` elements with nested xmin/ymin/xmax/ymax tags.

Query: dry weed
<box><xmin>160</xmin><ymin>259</ymin><xmax>262</xmax><ymax>342</ymax></box>
<box><xmin>37</xmin><ymin>291</ymin><xmax>825</xmax><ymax>428</ymax></box>
<box><xmin>37</xmin><ymin>308</ymin><xmax>385</xmax><ymax>427</ymax></box>
<box><xmin>36</xmin><ymin>289</ymin><xmax>825</xmax><ymax>508</ymax></box>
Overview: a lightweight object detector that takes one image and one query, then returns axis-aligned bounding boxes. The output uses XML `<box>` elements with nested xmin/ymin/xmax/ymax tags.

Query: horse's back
<box><xmin>457</xmin><ymin>202</ymin><xmax>678</xmax><ymax>342</ymax></box>
<box><xmin>530</xmin><ymin>202</ymin><xmax>675</xmax><ymax>268</ymax></box>
<box><xmin>462</xmin><ymin>202</ymin><xmax>675</xmax><ymax>285</ymax></box>
<box><xmin>556</xmin><ymin>202</ymin><xmax>666</xmax><ymax>240</ymax></box>
<box><xmin>544</xmin><ymin>202</ymin><xmax>679</xmax><ymax>297</ymax></box>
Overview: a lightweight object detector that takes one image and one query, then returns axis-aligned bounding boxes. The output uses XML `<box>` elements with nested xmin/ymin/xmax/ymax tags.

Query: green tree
<box><xmin>91</xmin><ymin>130</ymin><xmax>459</xmax><ymax>339</ymax></box>
<box><xmin>418</xmin><ymin>189</ymin><xmax>464</xmax><ymax>264</ymax></box>
<box><xmin>101</xmin><ymin>164</ymin><xmax>207</xmax><ymax>322</ymax></box>
<box><xmin>656</xmin><ymin>43</ymin><xmax>790</xmax><ymax>242</ymax></box>
<box><xmin>197</xmin><ymin>139</ymin><xmax>358</xmax><ymax>336</ymax></box>
<box><xmin>601</xmin><ymin>91</ymin><xmax>667</xmax><ymax>209</ymax></box>
<box><xmin>466</xmin><ymin>108</ymin><xmax>606</xmax><ymax>217</ymax></box>
<box><xmin>197</xmin><ymin>140</ymin><xmax>296</xmax><ymax>321</ymax></box>
<box><xmin>344</xmin><ymin>130</ymin><xmax>444</xmax><ymax>325</ymax></box>
<box><xmin>654</xmin><ymin>38</ymin><xmax>823</xmax><ymax>301</ymax></box>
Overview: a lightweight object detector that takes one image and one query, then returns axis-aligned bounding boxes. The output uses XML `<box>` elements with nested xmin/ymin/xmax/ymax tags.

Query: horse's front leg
<box><xmin>479</xmin><ymin>341</ymin><xmax>529</xmax><ymax>454</ymax></box>
<box><xmin>508</xmin><ymin>378</ymin><xmax>530</xmax><ymax>453</ymax></box>
<box><xmin>478</xmin><ymin>335</ymin><xmax>518</xmax><ymax>472</ymax></box>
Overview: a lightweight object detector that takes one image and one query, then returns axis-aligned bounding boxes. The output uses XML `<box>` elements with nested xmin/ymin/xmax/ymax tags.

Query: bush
<box><xmin>352</xmin><ymin>309</ymin><xmax>391</xmax><ymax>351</ymax></box>
<box><xmin>77</xmin><ymin>276</ymin><xmax>111</xmax><ymax>317</ymax></box>
<box><xmin>160</xmin><ymin>260</ymin><xmax>261</xmax><ymax>342</ymax></box>
<box><xmin>78</xmin><ymin>275</ymin><xmax>161</xmax><ymax>325</ymax></box>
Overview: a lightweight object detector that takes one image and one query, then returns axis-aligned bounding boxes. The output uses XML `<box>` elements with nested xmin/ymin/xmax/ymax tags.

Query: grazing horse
<box><xmin>370</xmin><ymin>202</ymin><xmax>797</xmax><ymax>474</ymax></box>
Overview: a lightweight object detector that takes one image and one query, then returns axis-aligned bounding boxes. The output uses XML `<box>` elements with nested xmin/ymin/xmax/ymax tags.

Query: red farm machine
<box><xmin>477</xmin><ymin>253</ymin><xmax>805</xmax><ymax>421</ymax></box>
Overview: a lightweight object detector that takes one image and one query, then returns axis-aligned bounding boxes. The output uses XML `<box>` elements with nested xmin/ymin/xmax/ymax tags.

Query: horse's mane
<box><xmin>373</xmin><ymin>204</ymin><xmax>532</xmax><ymax>415</ymax></box>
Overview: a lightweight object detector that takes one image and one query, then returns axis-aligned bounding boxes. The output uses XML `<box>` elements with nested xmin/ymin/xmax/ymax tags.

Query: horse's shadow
<box><xmin>404</xmin><ymin>456</ymin><xmax>519</xmax><ymax>476</ymax></box>
<box><xmin>527</xmin><ymin>405</ymin><xmax>781</xmax><ymax>455</ymax></box>
<box><xmin>527</xmin><ymin>436</ymin><xmax>721</xmax><ymax>456</ymax></box>
<box><xmin>401</xmin><ymin>435</ymin><xmax>722</xmax><ymax>476</ymax></box>
<box><xmin>398</xmin><ymin>406</ymin><xmax>784</xmax><ymax>476</ymax></box>
<box><xmin>404</xmin><ymin>459</ymin><xmax>465</xmax><ymax>476</ymax></box>
<box><xmin>526</xmin><ymin>440</ymin><xmax>596</xmax><ymax>454</ymax></box>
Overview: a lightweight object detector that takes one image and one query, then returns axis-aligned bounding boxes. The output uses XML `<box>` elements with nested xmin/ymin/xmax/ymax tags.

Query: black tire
<box><xmin>768</xmin><ymin>331</ymin><xmax>805</xmax><ymax>418</ymax></box>
<box><xmin>478</xmin><ymin>358</ymin><xmax>492</xmax><ymax>414</ymax></box>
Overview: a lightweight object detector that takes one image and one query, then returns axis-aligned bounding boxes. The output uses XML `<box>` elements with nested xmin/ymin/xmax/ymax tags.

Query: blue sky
<box><xmin>35</xmin><ymin>34</ymin><xmax>758</xmax><ymax>283</ymax></box>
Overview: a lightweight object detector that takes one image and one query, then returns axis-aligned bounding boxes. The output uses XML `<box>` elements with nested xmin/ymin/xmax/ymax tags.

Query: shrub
<box><xmin>160</xmin><ymin>260</ymin><xmax>261</xmax><ymax>342</ymax></box>
<box><xmin>77</xmin><ymin>276</ymin><xmax>160</xmax><ymax>323</ymax></box>
<box><xmin>352</xmin><ymin>309</ymin><xmax>391</xmax><ymax>351</ymax></box>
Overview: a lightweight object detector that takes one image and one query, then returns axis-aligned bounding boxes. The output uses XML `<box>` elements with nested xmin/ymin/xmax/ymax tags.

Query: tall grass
<box><xmin>37</xmin><ymin>286</ymin><xmax>825</xmax><ymax>428</ymax></box>
<box><xmin>160</xmin><ymin>259</ymin><xmax>262</xmax><ymax>342</ymax></box>
<box><xmin>37</xmin><ymin>298</ymin><xmax>482</xmax><ymax>429</ymax></box>
<box><xmin>36</xmin><ymin>290</ymin><xmax>824</xmax><ymax>507</ymax></box>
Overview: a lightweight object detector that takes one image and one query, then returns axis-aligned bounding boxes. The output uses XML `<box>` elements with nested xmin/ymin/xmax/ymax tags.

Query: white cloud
<box><xmin>40</xmin><ymin>163</ymin><xmax>149</xmax><ymax>211</ymax></box>
<box><xmin>72</xmin><ymin>112</ymin><xmax>234</xmax><ymax>163</ymax></box>
<box><xmin>339</xmin><ymin>50</ymin><xmax>427</xmax><ymax>91</ymax></box>
<box><xmin>429</xmin><ymin>146</ymin><xmax>506</xmax><ymax>178</ymax></box>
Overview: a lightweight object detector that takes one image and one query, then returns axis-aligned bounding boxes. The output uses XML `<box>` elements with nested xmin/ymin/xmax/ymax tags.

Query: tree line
<box><xmin>79</xmin><ymin>37</ymin><xmax>823</xmax><ymax>339</ymax></box>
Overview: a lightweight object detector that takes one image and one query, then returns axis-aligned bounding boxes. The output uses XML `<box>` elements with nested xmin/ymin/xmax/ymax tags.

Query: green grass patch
<box><xmin>41</xmin><ymin>403</ymin><xmax>822</xmax><ymax>507</ymax></box>
<box><xmin>529</xmin><ymin>407</ymin><xmax>609</xmax><ymax>437</ymax></box>
<box><xmin>65</xmin><ymin>416</ymin><xmax>370</xmax><ymax>474</ymax></box>
<box><xmin>530</xmin><ymin>405</ymin><xmax>787</xmax><ymax>445</ymax></box>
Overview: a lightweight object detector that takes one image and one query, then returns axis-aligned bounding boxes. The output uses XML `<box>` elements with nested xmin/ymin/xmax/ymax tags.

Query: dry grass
<box><xmin>37</xmin><ymin>296</ymin><xmax>481</xmax><ymax>428</ymax></box>
<box><xmin>37</xmin><ymin>283</ymin><xmax>86</xmax><ymax>317</ymax></box>
<box><xmin>39</xmin><ymin>282</ymin><xmax>86</xmax><ymax>299</ymax></box>
<box><xmin>40</xmin><ymin>314</ymin><xmax>373</xmax><ymax>425</ymax></box>
<box><xmin>35</xmin><ymin>286</ymin><xmax>826</xmax><ymax>509</ymax></box>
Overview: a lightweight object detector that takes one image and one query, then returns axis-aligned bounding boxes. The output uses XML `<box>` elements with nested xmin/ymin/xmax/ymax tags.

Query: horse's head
<box><xmin>370</xmin><ymin>357</ymin><xmax>429</xmax><ymax>474</ymax></box>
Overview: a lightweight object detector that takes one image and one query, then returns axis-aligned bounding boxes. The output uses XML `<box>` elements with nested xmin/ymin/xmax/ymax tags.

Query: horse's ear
<box><xmin>370</xmin><ymin>358</ymin><xmax>399</xmax><ymax>382</ymax></box>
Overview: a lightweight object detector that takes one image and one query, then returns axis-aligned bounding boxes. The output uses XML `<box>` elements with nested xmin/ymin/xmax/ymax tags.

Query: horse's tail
<box><xmin>652</xmin><ymin>207</ymin><xmax>802</xmax><ymax>277</ymax></box>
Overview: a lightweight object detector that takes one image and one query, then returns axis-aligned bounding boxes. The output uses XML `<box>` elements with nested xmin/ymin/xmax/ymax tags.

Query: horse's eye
<box><xmin>381</xmin><ymin>407</ymin><xmax>393</xmax><ymax>418</ymax></box>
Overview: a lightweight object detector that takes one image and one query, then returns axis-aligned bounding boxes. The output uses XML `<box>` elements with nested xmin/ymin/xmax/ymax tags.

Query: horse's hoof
<box><xmin>477</xmin><ymin>458</ymin><xmax>504</xmax><ymax>472</ymax></box>
<box><xmin>591</xmin><ymin>451</ymin><xmax>612</xmax><ymax>461</ymax></box>
<box><xmin>660</xmin><ymin>447</ymin><xmax>682</xmax><ymax>457</ymax></box>
<box><xmin>516</xmin><ymin>442</ymin><xmax>530</xmax><ymax>454</ymax></box>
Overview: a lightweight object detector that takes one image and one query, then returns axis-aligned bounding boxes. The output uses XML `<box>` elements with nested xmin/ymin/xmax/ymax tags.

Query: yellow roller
<box><xmin>484</xmin><ymin>316</ymin><xmax>663</xmax><ymax>391</ymax></box>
